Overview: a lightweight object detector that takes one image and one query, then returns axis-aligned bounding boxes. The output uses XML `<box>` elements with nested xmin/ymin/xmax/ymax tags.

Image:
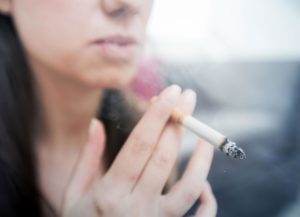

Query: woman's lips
<box><xmin>93</xmin><ymin>35</ymin><xmax>138</xmax><ymax>61</ymax></box>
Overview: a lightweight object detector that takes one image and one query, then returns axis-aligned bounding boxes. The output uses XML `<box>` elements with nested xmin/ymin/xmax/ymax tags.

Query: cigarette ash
<box><xmin>221</xmin><ymin>139</ymin><xmax>246</xmax><ymax>160</ymax></box>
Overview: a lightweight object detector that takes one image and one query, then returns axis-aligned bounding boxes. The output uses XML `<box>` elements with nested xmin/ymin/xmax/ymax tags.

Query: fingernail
<box><xmin>161</xmin><ymin>84</ymin><xmax>182</xmax><ymax>100</ymax></box>
<box><xmin>182</xmin><ymin>89</ymin><xmax>196</xmax><ymax>104</ymax></box>
<box><xmin>89</xmin><ymin>118</ymin><xmax>98</xmax><ymax>135</ymax></box>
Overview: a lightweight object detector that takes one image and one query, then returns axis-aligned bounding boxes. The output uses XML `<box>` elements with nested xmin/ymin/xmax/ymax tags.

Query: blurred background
<box><xmin>137</xmin><ymin>0</ymin><xmax>300</xmax><ymax>216</ymax></box>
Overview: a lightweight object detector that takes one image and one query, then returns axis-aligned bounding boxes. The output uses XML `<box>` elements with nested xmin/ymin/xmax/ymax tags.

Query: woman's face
<box><xmin>3</xmin><ymin>0</ymin><xmax>153</xmax><ymax>88</ymax></box>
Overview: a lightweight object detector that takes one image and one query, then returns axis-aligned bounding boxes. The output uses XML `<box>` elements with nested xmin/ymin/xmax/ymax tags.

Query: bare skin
<box><xmin>62</xmin><ymin>86</ymin><xmax>216</xmax><ymax>217</ymax></box>
<box><xmin>0</xmin><ymin>0</ymin><xmax>217</xmax><ymax>216</ymax></box>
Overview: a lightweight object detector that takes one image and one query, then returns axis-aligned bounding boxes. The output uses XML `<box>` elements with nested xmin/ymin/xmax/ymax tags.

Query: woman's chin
<box><xmin>84</xmin><ymin>67</ymin><xmax>137</xmax><ymax>90</ymax></box>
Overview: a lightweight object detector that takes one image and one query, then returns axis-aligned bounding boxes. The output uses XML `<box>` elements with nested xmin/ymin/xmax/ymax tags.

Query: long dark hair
<box><xmin>0</xmin><ymin>14</ymin><xmax>139</xmax><ymax>217</ymax></box>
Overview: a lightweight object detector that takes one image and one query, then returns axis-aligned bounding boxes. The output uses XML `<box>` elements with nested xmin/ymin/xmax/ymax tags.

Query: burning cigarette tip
<box><xmin>221</xmin><ymin>139</ymin><xmax>246</xmax><ymax>160</ymax></box>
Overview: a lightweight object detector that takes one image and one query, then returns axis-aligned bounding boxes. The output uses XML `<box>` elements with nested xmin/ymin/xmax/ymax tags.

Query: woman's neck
<box><xmin>32</xmin><ymin>64</ymin><xmax>103</xmax><ymax>151</ymax></box>
<box><xmin>28</xmin><ymin>62</ymin><xmax>105</xmax><ymax>212</ymax></box>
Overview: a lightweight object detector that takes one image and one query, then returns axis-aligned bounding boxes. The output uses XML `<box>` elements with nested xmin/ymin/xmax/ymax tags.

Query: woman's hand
<box><xmin>61</xmin><ymin>85</ymin><xmax>217</xmax><ymax>217</ymax></box>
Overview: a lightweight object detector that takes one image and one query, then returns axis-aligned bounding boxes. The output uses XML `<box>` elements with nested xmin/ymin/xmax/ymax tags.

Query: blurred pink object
<box><xmin>130</xmin><ymin>58</ymin><xmax>164</xmax><ymax>100</ymax></box>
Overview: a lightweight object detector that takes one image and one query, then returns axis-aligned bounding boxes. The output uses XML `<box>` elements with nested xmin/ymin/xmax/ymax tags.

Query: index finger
<box><xmin>103</xmin><ymin>85</ymin><xmax>182</xmax><ymax>193</ymax></box>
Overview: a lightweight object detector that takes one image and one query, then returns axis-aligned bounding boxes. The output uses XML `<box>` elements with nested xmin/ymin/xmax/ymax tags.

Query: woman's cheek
<box><xmin>11</xmin><ymin>0</ymin><xmax>152</xmax><ymax>88</ymax></box>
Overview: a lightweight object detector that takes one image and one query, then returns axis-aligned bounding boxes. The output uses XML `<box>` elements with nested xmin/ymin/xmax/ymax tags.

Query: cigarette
<box><xmin>172</xmin><ymin>109</ymin><xmax>246</xmax><ymax>159</ymax></box>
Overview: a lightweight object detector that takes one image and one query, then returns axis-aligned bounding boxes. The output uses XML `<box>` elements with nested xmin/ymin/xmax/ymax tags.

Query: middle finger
<box><xmin>102</xmin><ymin>85</ymin><xmax>182</xmax><ymax>193</ymax></box>
<box><xmin>132</xmin><ymin>89</ymin><xmax>197</xmax><ymax>197</ymax></box>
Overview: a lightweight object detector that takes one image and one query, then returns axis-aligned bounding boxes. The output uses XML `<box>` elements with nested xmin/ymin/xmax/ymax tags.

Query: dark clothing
<box><xmin>0</xmin><ymin>164</ymin><xmax>17</xmax><ymax>217</ymax></box>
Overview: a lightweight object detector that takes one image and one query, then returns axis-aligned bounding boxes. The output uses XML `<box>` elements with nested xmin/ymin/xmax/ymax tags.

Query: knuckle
<box><xmin>129</xmin><ymin>134</ymin><xmax>153</xmax><ymax>156</ymax></box>
<box><xmin>160</xmin><ymin>196</ymin><xmax>179</xmax><ymax>217</ymax></box>
<box><xmin>153</xmin><ymin>151</ymin><xmax>172</xmax><ymax>168</ymax></box>
<box><xmin>96</xmin><ymin>195</ymin><xmax>118</xmax><ymax>212</ymax></box>
<box><xmin>128</xmin><ymin>173</ymin><xmax>139</xmax><ymax>183</ymax></box>
<box><xmin>183</xmin><ymin>190</ymin><xmax>199</xmax><ymax>205</ymax></box>
<box><xmin>163</xmin><ymin>206</ymin><xmax>180</xmax><ymax>217</ymax></box>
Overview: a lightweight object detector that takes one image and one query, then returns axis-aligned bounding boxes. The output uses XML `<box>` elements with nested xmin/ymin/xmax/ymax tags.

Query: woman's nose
<box><xmin>102</xmin><ymin>0</ymin><xmax>142</xmax><ymax>18</ymax></box>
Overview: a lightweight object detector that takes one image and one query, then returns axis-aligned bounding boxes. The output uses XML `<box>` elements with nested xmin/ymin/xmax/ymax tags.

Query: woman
<box><xmin>0</xmin><ymin>0</ymin><xmax>216</xmax><ymax>216</ymax></box>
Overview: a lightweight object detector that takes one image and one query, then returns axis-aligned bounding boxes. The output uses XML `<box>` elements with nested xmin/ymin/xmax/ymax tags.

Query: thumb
<box><xmin>64</xmin><ymin>118</ymin><xmax>106</xmax><ymax>209</ymax></box>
